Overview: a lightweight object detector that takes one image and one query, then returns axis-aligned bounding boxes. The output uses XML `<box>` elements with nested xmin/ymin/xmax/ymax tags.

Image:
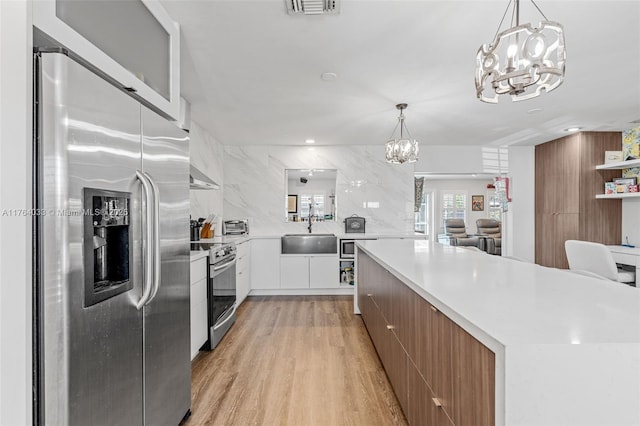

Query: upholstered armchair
<box><xmin>476</xmin><ymin>218</ymin><xmax>502</xmax><ymax>255</ymax></box>
<box><xmin>437</xmin><ymin>219</ymin><xmax>481</xmax><ymax>248</ymax></box>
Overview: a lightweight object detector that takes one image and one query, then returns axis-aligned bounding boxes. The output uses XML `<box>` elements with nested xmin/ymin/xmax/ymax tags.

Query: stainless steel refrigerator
<box><xmin>34</xmin><ymin>50</ymin><xmax>191</xmax><ymax>425</ymax></box>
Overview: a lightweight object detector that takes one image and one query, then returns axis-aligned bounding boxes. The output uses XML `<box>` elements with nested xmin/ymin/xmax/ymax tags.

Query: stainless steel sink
<box><xmin>281</xmin><ymin>234</ymin><xmax>337</xmax><ymax>254</ymax></box>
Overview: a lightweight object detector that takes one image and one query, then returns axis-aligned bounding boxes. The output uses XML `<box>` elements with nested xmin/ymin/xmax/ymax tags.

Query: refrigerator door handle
<box><xmin>135</xmin><ymin>170</ymin><xmax>155</xmax><ymax>310</ymax></box>
<box><xmin>145</xmin><ymin>171</ymin><xmax>162</xmax><ymax>304</ymax></box>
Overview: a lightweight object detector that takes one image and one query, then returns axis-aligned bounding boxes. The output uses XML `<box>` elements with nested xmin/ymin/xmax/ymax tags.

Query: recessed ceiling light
<box><xmin>305</xmin><ymin>139</ymin><xmax>315</xmax><ymax>144</ymax></box>
<box><xmin>321</xmin><ymin>72</ymin><xmax>337</xmax><ymax>81</ymax></box>
<box><xmin>564</xmin><ymin>127</ymin><xmax>582</xmax><ymax>132</ymax></box>
<box><xmin>527</xmin><ymin>108</ymin><xmax>544</xmax><ymax>114</ymax></box>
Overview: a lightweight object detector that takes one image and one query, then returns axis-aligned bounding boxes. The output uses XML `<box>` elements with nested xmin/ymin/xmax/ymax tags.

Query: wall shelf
<box><xmin>595</xmin><ymin>192</ymin><xmax>640</xmax><ymax>199</ymax></box>
<box><xmin>595</xmin><ymin>158</ymin><xmax>640</xmax><ymax>198</ymax></box>
<box><xmin>595</xmin><ymin>158</ymin><xmax>640</xmax><ymax>170</ymax></box>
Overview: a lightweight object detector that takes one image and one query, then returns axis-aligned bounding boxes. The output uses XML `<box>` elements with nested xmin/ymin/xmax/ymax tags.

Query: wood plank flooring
<box><xmin>185</xmin><ymin>296</ymin><xmax>408</xmax><ymax>426</ymax></box>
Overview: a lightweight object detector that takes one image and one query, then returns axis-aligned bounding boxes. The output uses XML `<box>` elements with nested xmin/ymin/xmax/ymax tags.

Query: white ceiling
<box><xmin>163</xmin><ymin>0</ymin><xmax>640</xmax><ymax>148</ymax></box>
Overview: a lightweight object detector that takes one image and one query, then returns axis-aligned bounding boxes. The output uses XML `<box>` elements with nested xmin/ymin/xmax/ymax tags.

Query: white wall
<box><xmin>0</xmin><ymin>1</ymin><xmax>33</xmax><ymax>423</ymax></box>
<box><xmin>189</xmin><ymin>120</ymin><xmax>224</xmax><ymax>226</ymax></box>
<box><xmin>415</xmin><ymin>145</ymin><xmax>508</xmax><ymax>175</ymax></box>
<box><xmin>223</xmin><ymin>145</ymin><xmax>415</xmax><ymax>235</ymax></box>
<box><xmin>506</xmin><ymin>146</ymin><xmax>535</xmax><ymax>261</ymax></box>
<box><xmin>424</xmin><ymin>179</ymin><xmax>495</xmax><ymax>235</ymax></box>
<box><xmin>415</xmin><ymin>146</ymin><xmax>485</xmax><ymax>174</ymax></box>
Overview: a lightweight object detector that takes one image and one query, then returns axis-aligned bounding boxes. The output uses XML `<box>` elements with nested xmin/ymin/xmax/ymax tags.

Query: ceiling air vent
<box><xmin>286</xmin><ymin>0</ymin><xmax>339</xmax><ymax>15</ymax></box>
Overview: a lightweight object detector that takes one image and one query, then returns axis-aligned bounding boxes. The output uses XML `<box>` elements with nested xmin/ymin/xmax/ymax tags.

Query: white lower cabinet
<box><xmin>280</xmin><ymin>255</ymin><xmax>339</xmax><ymax>289</ymax></box>
<box><xmin>236</xmin><ymin>241</ymin><xmax>251</xmax><ymax>305</ymax></box>
<box><xmin>190</xmin><ymin>256</ymin><xmax>208</xmax><ymax>360</ymax></box>
<box><xmin>310</xmin><ymin>256</ymin><xmax>339</xmax><ymax>288</ymax></box>
<box><xmin>250</xmin><ymin>238</ymin><xmax>281</xmax><ymax>290</ymax></box>
<box><xmin>280</xmin><ymin>256</ymin><xmax>310</xmax><ymax>289</ymax></box>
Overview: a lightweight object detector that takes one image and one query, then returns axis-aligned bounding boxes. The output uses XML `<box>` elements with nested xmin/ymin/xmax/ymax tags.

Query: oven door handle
<box><xmin>213</xmin><ymin>258</ymin><xmax>236</xmax><ymax>272</ymax></box>
<box><xmin>213</xmin><ymin>303</ymin><xmax>237</xmax><ymax>331</ymax></box>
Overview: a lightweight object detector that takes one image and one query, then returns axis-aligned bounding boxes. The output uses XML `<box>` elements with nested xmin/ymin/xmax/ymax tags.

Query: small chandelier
<box><xmin>475</xmin><ymin>0</ymin><xmax>566</xmax><ymax>103</ymax></box>
<box><xmin>385</xmin><ymin>103</ymin><xmax>419</xmax><ymax>164</ymax></box>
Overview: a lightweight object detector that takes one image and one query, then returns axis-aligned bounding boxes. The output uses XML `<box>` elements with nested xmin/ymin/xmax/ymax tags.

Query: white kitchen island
<box><xmin>356</xmin><ymin>239</ymin><xmax>640</xmax><ymax>426</ymax></box>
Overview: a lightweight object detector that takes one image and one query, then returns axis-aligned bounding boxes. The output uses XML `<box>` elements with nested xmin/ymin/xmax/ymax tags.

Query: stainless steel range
<box><xmin>206</xmin><ymin>243</ymin><xmax>237</xmax><ymax>350</ymax></box>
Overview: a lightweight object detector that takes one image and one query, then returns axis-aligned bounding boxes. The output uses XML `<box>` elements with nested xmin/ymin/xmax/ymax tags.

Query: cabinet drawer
<box><xmin>407</xmin><ymin>361</ymin><xmax>454</xmax><ymax>426</ymax></box>
<box><xmin>190</xmin><ymin>258</ymin><xmax>207</xmax><ymax>284</ymax></box>
<box><xmin>611</xmin><ymin>252</ymin><xmax>638</xmax><ymax>267</ymax></box>
<box><xmin>358</xmin><ymin>250</ymin><xmax>495</xmax><ymax>426</ymax></box>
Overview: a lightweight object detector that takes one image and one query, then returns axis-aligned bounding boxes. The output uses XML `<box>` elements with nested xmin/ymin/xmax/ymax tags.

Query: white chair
<box><xmin>564</xmin><ymin>240</ymin><xmax>636</xmax><ymax>284</ymax></box>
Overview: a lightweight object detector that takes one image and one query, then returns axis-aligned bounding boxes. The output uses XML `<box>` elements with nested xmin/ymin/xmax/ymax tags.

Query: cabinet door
<box><xmin>250</xmin><ymin>239</ymin><xmax>281</xmax><ymax>289</ymax></box>
<box><xmin>414</xmin><ymin>298</ymin><xmax>454</xmax><ymax>419</ymax></box>
<box><xmin>190</xmin><ymin>277</ymin><xmax>207</xmax><ymax>360</ymax></box>
<box><xmin>535</xmin><ymin>135</ymin><xmax>579</xmax><ymax>214</ymax></box>
<box><xmin>309</xmin><ymin>256</ymin><xmax>339</xmax><ymax>288</ymax></box>
<box><xmin>280</xmin><ymin>256</ymin><xmax>310</xmax><ymax>289</ymax></box>
<box><xmin>356</xmin><ymin>251</ymin><xmax>370</xmax><ymax>313</ymax></box>
<box><xmin>236</xmin><ymin>242</ymin><xmax>251</xmax><ymax>304</ymax></box>
<box><xmin>236</xmin><ymin>269</ymin><xmax>250</xmax><ymax>305</ymax></box>
<box><xmin>407</xmin><ymin>360</ymin><xmax>454</xmax><ymax>426</ymax></box>
<box><xmin>367</xmin><ymin>257</ymin><xmax>386</xmax><ymax>310</ymax></box>
<box><xmin>429</xmin><ymin>306</ymin><xmax>455</xmax><ymax>420</ymax></box>
<box><xmin>34</xmin><ymin>0</ymin><xmax>180</xmax><ymax>119</ymax></box>
<box><xmin>190</xmin><ymin>258</ymin><xmax>208</xmax><ymax>360</ymax></box>
<box><xmin>384</xmin><ymin>331</ymin><xmax>409</xmax><ymax>415</ymax></box>
<box><xmin>451</xmin><ymin>324</ymin><xmax>495</xmax><ymax>426</ymax></box>
<box><xmin>390</xmin><ymin>275</ymin><xmax>417</xmax><ymax>362</ymax></box>
<box><xmin>535</xmin><ymin>212</ymin><xmax>556</xmax><ymax>267</ymax></box>
<box><xmin>554</xmin><ymin>213</ymin><xmax>579</xmax><ymax>269</ymax></box>
<box><xmin>536</xmin><ymin>212</ymin><xmax>578</xmax><ymax>268</ymax></box>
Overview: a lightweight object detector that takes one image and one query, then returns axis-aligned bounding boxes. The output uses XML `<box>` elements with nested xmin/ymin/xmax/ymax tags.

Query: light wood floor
<box><xmin>185</xmin><ymin>295</ymin><xmax>408</xmax><ymax>426</ymax></box>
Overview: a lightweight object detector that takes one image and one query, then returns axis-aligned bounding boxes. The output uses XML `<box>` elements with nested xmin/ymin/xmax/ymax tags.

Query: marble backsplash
<box><xmin>189</xmin><ymin>121</ymin><xmax>224</xmax><ymax>224</ymax></box>
<box><xmin>223</xmin><ymin>145</ymin><xmax>415</xmax><ymax>235</ymax></box>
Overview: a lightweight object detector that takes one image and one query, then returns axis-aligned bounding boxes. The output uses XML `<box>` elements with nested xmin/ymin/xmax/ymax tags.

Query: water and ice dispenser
<box><xmin>83</xmin><ymin>188</ymin><xmax>132</xmax><ymax>307</ymax></box>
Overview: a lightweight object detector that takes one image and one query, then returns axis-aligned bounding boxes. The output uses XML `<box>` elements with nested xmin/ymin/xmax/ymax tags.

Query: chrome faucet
<box><xmin>307</xmin><ymin>219</ymin><xmax>312</xmax><ymax>234</ymax></box>
<box><xmin>307</xmin><ymin>202</ymin><xmax>313</xmax><ymax>233</ymax></box>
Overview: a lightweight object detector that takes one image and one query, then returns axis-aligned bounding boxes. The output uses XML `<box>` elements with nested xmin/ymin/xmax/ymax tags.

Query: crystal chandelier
<box><xmin>475</xmin><ymin>0</ymin><xmax>566</xmax><ymax>103</ymax></box>
<box><xmin>385</xmin><ymin>104</ymin><xmax>419</xmax><ymax>164</ymax></box>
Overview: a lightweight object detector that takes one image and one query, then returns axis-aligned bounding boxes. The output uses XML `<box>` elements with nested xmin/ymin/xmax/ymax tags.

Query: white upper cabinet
<box><xmin>33</xmin><ymin>0</ymin><xmax>180</xmax><ymax>120</ymax></box>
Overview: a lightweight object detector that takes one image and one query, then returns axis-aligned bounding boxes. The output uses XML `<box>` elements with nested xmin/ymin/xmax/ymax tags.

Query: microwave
<box><xmin>340</xmin><ymin>238</ymin><xmax>375</xmax><ymax>259</ymax></box>
<box><xmin>340</xmin><ymin>239</ymin><xmax>356</xmax><ymax>259</ymax></box>
<box><xmin>222</xmin><ymin>219</ymin><xmax>249</xmax><ymax>235</ymax></box>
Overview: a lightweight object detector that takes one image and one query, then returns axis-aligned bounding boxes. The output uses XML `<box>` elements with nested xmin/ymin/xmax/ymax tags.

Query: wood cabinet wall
<box><xmin>357</xmin><ymin>251</ymin><xmax>495</xmax><ymax>425</ymax></box>
<box><xmin>535</xmin><ymin>132</ymin><xmax>622</xmax><ymax>268</ymax></box>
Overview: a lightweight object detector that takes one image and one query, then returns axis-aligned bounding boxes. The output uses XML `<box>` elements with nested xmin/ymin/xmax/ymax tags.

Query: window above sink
<box><xmin>285</xmin><ymin>169</ymin><xmax>337</xmax><ymax>223</ymax></box>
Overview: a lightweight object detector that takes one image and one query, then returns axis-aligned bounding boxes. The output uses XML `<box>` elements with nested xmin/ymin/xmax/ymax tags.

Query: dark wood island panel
<box><xmin>357</xmin><ymin>250</ymin><xmax>495</xmax><ymax>425</ymax></box>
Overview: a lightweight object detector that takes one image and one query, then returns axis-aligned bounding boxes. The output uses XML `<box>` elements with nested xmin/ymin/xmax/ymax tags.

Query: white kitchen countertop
<box><xmin>356</xmin><ymin>239</ymin><xmax>640</xmax><ymax>426</ymax></box>
<box><xmin>189</xmin><ymin>250</ymin><xmax>209</xmax><ymax>262</ymax></box>
<box><xmin>357</xmin><ymin>239</ymin><xmax>640</xmax><ymax>346</ymax></box>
